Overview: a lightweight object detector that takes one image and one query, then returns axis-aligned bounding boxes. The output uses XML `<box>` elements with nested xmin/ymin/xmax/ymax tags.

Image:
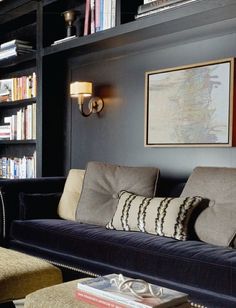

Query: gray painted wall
<box><xmin>67</xmin><ymin>29</ymin><xmax>236</xmax><ymax>177</ymax></box>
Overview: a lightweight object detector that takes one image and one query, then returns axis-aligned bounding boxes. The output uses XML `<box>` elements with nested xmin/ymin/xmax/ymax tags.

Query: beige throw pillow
<box><xmin>194</xmin><ymin>202</ymin><xmax>236</xmax><ymax>247</ymax></box>
<box><xmin>58</xmin><ymin>169</ymin><xmax>85</xmax><ymax>220</ymax></box>
<box><xmin>76</xmin><ymin>161</ymin><xmax>159</xmax><ymax>226</ymax></box>
<box><xmin>106</xmin><ymin>191</ymin><xmax>206</xmax><ymax>241</ymax></box>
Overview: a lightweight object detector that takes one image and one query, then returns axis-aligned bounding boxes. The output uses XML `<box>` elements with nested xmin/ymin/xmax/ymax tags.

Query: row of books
<box><xmin>84</xmin><ymin>0</ymin><xmax>116</xmax><ymax>36</ymax></box>
<box><xmin>0</xmin><ymin>73</ymin><xmax>36</xmax><ymax>102</ymax></box>
<box><xmin>75</xmin><ymin>274</ymin><xmax>190</xmax><ymax>308</ymax></box>
<box><xmin>0</xmin><ymin>39</ymin><xmax>34</xmax><ymax>61</ymax></box>
<box><xmin>0</xmin><ymin>153</ymin><xmax>36</xmax><ymax>179</ymax></box>
<box><xmin>136</xmin><ymin>0</ymin><xmax>198</xmax><ymax>19</ymax></box>
<box><xmin>0</xmin><ymin>103</ymin><xmax>36</xmax><ymax>140</ymax></box>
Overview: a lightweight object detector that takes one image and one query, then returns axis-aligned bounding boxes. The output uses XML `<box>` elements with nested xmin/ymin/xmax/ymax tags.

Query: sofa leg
<box><xmin>0</xmin><ymin>302</ymin><xmax>15</xmax><ymax>308</ymax></box>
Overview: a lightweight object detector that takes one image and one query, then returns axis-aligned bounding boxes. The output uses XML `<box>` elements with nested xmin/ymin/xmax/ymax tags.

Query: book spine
<box><xmin>111</xmin><ymin>0</ymin><xmax>116</xmax><ymax>28</ymax></box>
<box><xmin>100</xmin><ymin>0</ymin><xmax>104</xmax><ymax>31</ymax></box>
<box><xmin>32</xmin><ymin>72</ymin><xmax>37</xmax><ymax>97</ymax></box>
<box><xmin>76</xmin><ymin>290</ymin><xmax>128</xmax><ymax>308</ymax></box>
<box><xmin>84</xmin><ymin>0</ymin><xmax>90</xmax><ymax>35</ymax></box>
<box><xmin>95</xmin><ymin>0</ymin><xmax>101</xmax><ymax>32</ymax></box>
<box><xmin>90</xmin><ymin>0</ymin><xmax>96</xmax><ymax>34</ymax></box>
<box><xmin>138</xmin><ymin>0</ymin><xmax>183</xmax><ymax>14</ymax></box>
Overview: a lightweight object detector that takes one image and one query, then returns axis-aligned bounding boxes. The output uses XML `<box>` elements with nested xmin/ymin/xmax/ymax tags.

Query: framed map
<box><xmin>145</xmin><ymin>58</ymin><xmax>235</xmax><ymax>147</ymax></box>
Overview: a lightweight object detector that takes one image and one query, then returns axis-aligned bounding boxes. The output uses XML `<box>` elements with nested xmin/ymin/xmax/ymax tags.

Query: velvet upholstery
<box><xmin>10</xmin><ymin>220</ymin><xmax>236</xmax><ymax>307</ymax></box>
<box><xmin>1</xmin><ymin>175</ymin><xmax>236</xmax><ymax>307</ymax></box>
<box><xmin>0</xmin><ymin>177</ymin><xmax>65</xmax><ymax>246</ymax></box>
<box><xmin>19</xmin><ymin>192</ymin><xmax>62</xmax><ymax>220</ymax></box>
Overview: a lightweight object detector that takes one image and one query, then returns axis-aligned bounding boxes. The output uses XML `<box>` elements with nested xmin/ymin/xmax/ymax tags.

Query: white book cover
<box><xmin>17</xmin><ymin>110</ymin><xmax>22</xmax><ymax>140</ymax></box>
<box><xmin>103</xmin><ymin>0</ymin><xmax>112</xmax><ymax>30</ymax></box>
<box><xmin>77</xmin><ymin>274</ymin><xmax>188</xmax><ymax>308</ymax></box>
<box><xmin>1</xmin><ymin>39</ymin><xmax>30</xmax><ymax>49</ymax></box>
<box><xmin>32</xmin><ymin>103</ymin><xmax>36</xmax><ymax>139</ymax></box>
<box><xmin>0</xmin><ymin>78</ymin><xmax>13</xmax><ymax>99</ymax></box>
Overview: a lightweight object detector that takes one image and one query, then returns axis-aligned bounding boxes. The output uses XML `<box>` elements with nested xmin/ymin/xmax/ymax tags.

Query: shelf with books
<box><xmin>42</xmin><ymin>0</ymin><xmax>236</xmax><ymax>57</ymax></box>
<box><xmin>0</xmin><ymin>152</ymin><xmax>36</xmax><ymax>179</ymax></box>
<box><xmin>42</xmin><ymin>0</ymin><xmax>142</xmax><ymax>50</ymax></box>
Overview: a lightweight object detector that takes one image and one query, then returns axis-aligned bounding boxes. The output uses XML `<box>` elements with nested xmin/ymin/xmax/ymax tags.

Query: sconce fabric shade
<box><xmin>70</xmin><ymin>81</ymin><xmax>92</xmax><ymax>97</ymax></box>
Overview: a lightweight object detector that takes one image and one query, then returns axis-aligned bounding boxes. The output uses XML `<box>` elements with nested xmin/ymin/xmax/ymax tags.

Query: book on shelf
<box><xmin>0</xmin><ymin>39</ymin><xmax>32</xmax><ymax>49</ymax></box>
<box><xmin>51</xmin><ymin>35</ymin><xmax>76</xmax><ymax>46</ymax></box>
<box><xmin>136</xmin><ymin>0</ymin><xmax>198</xmax><ymax>19</ymax></box>
<box><xmin>76</xmin><ymin>274</ymin><xmax>189</xmax><ymax>308</ymax></box>
<box><xmin>0</xmin><ymin>125</ymin><xmax>11</xmax><ymax>140</ymax></box>
<box><xmin>137</xmin><ymin>0</ymin><xmax>185</xmax><ymax>14</ymax></box>
<box><xmin>144</xmin><ymin>0</ymin><xmax>157</xmax><ymax>3</ymax></box>
<box><xmin>0</xmin><ymin>152</ymin><xmax>36</xmax><ymax>179</ymax></box>
<box><xmin>84</xmin><ymin>0</ymin><xmax>116</xmax><ymax>36</ymax></box>
<box><xmin>1</xmin><ymin>103</ymin><xmax>36</xmax><ymax>141</ymax></box>
<box><xmin>0</xmin><ymin>40</ymin><xmax>34</xmax><ymax>61</ymax></box>
<box><xmin>0</xmin><ymin>78</ymin><xmax>13</xmax><ymax>102</ymax></box>
<box><xmin>0</xmin><ymin>73</ymin><xmax>36</xmax><ymax>102</ymax></box>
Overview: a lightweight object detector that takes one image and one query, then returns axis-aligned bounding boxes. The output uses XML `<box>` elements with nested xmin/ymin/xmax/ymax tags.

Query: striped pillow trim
<box><xmin>106</xmin><ymin>191</ymin><xmax>205</xmax><ymax>241</ymax></box>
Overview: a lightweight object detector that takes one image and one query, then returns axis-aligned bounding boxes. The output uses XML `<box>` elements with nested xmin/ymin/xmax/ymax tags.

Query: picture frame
<box><xmin>144</xmin><ymin>58</ymin><xmax>235</xmax><ymax>147</ymax></box>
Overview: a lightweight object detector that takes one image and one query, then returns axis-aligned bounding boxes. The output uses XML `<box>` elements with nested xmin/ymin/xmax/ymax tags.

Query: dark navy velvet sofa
<box><xmin>0</xmin><ymin>176</ymin><xmax>236</xmax><ymax>308</ymax></box>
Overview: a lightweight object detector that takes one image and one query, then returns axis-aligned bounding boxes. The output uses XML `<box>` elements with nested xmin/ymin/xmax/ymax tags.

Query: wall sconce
<box><xmin>70</xmin><ymin>81</ymin><xmax>104</xmax><ymax>117</ymax></box>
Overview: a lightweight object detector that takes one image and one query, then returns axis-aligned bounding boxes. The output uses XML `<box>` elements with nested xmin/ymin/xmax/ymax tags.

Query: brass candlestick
<box><xmin>62</xmin><ymin>10</ymin><xmax>76</xmax><ymax>37</ymax></box>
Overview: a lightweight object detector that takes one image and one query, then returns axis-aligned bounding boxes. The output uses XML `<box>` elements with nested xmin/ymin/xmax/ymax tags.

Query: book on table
<box><xmin>76</xmin><ymin>274</ymin><xmax>189</xmax><ymax>308</ymax></box>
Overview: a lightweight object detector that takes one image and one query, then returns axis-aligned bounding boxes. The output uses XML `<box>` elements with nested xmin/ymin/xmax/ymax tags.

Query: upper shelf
<box><xmin>43</xmin><ymin>0</ymin><xmax>236</xmax><ymax>57</ymax></box>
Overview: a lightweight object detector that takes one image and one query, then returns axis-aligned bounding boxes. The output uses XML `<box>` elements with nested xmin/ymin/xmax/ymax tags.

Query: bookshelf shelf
<box><xmin>0</xmin><ymin>140</ymin><xmax>36</xmax><ymax>145</ymax></box>
<box><xmin>0</xmin><ymin>98</ymin><xmax>36</xmax><ymax>109</ymax></box>
<box><xmin>0</xmin><ymin>53</ymin><xmax>36</xmax><ymax>69</ymax></box>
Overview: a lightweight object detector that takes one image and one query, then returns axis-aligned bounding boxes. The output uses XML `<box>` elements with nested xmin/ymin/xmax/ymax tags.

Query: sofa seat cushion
<box><xmin>10</xmin><ymin>219</ymin><xmax>236</xmax><ymax>297</ymax></box>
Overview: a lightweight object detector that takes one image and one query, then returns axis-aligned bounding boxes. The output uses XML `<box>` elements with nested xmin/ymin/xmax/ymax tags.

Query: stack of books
<box><xmin>1</xmin><ymin>104</ymin><xmax>36</xmax><ymax>141</ymax></box>
<box><xmin>76</xmin><ymin>274</ymin><xmax>190</xmax><ymax>308</ymax></box>
<box><xmin>0</xmin><ymin>125</ymin><xmax>11</xmax><ymax>140</ymax></box>
<box><xmin>0</xmin><ymin>39</ymin><xmax>34</xmax><ymax>61</ymax></box>
<box><xmin>135</xmin><ymin>0</ymin><xmax>198</xmax><ymax>19</ymax></box>
<box><xmin>84</xmin><ymin>0</ymin><xmax>116</xmax><ymax>36</ymax></box>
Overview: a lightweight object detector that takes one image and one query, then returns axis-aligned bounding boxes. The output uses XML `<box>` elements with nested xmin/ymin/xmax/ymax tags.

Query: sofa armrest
<box><xmin>0</xmin><ymin>177</ymin><xmax>66</xmax><ymax>247</ymax></box>
<box><xmin>19</xmin><ymin>192</ymin><xmax>62</xmax><ymax>220</ymax></box>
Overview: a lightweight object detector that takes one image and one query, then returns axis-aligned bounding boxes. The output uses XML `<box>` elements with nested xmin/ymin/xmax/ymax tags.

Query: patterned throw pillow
<box><xmin>106</xmin><ymin>191</ymin><xmax>206</xmax><ymax>241</ymax></box>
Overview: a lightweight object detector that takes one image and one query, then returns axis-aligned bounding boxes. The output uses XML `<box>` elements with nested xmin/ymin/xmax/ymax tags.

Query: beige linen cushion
<box><xmin>106</xmin><ymin>190</ymin><xmax>206</xmax><ymax>241</ymax></box>
<box><xmin>181</xmin><ymin>167</ymin><xmax>236</xmax><ymax>246</ymax></box>
<box><xmin>194</xmin><ymin>202</ymin><xmax>236</xmax><ymax>247</ymax></box>
<box><xmin>76</xmin><ymin>161</ymin><xmax>159</xmax><ymax>226</ymax></box>
<box><xmin>58</xmin><ymin>169</ymin><xmax>85</xmax><ymax>220</ymax></box>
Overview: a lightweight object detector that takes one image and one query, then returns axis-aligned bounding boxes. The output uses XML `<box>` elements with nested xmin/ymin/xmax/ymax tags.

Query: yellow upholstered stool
<box><xmin>0</xmin><ymin>247</ymin><xmax>62</xmax><ymax>304</ymax></box>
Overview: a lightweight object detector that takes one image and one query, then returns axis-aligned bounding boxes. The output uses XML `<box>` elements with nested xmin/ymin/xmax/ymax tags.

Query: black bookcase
<box><xmin>0</xmin><ymin>0</ymin><xmax>39</xmax><ymax>178</ymax></box>
<box><xmin>1</xmin><ymin>0</ymin><xmax>236</xmax><ymax>177</ymax></box>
